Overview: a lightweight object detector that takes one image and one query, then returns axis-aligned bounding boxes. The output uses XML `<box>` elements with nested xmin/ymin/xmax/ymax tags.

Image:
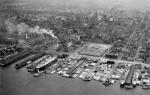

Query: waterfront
<box><xmin>1</xmin><ymin>64</ymin><xmax>150</xmax><ymax>95</ymax></box>
<box><xmin>1</xmin><ymin>0</ymin><xmax>150</xmax><ymax>95</ymax></box>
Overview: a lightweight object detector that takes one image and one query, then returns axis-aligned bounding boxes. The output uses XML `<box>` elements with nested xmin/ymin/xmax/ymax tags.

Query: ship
<box><xmin>103</xmin><ymin>78</ymin><xmax>111</xmax><ymax>86</ymax></box>
<box><xmin>124</xmin><ymin>84</ymin><xmax>134</xmax><ymax>89</ymax></box>
<box><xmin>142</xmin><ymin>84</ymin><xmax>150</xmax><ymax>89</ymax></box>
<box><xmin>35</xmin><ymin>56</ymin><xmax>57</xmax><ymax>72</ymax></box>
<box><xmin>142</xmin><ymin>82</ymin><xmax>150</xmax><ymax>89</ymax></box>
<box><xmin>82</xmin><ymin>72</ymin><xmax>94</xmax><ymax>81</ymax></box>
<box><xmin>120</xmin><ymin>80</ymin><xmax>125</xmax><ymax>88</ymax></box>
<box><xmin>82</xmin><ymin>75</ymin><xmax>93</xmax><ymax>81</ymax></box>
<box><xmin>26</xmin><ymin>55</ymin><xmax>48</xmax><ymax>72</ymax></box>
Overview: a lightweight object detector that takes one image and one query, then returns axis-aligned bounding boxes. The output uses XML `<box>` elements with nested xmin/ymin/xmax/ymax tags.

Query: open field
<box><xmin>78</xmin><ymin>43</ymin><xmax>112</xmax><ymax>57</ymax></box>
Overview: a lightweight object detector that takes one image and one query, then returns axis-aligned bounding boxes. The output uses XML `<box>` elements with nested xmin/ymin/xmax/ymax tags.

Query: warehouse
<box><xmin>0</xmin><ymin>49</ymin><xmax>32</xmax><ymax>66</ymax></box>
<box><xmin>15</xmin><ymin>53</ymin><xmax>44</xmax><ymax>69</ymax></box>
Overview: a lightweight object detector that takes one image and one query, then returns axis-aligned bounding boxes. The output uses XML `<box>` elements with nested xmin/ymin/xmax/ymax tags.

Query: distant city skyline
<box><xmin>1</xmin><ymin>0</ymin><xmax>150</xmax><ymax>10</ymax></box>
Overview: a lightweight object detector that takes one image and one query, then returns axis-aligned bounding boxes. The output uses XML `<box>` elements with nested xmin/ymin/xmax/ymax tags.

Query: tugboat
<box><xmin>132</xmin><ymin>77</ymin><xmax>137</xmax><ymax>88</ymax></box>
<box><xmin>83</xmin><ymin>76</ymin><xmax>92</xmax><ymax>81</ymax></box>
<box><xmin>103</xmin><ymin>78</ymin><xmax>111</xmax><ymax>86</ymax></box>
<box><xmin>33</xmin><ymin>70</ymin><xmax>45</xmax><ymax>77</ymax></box>
<box><xmin>120</xmin><ymin>80</ymin><xmax>125</xmax><ymax>88</ymax></box>
<box><xmin>83</xmin><ymin>73</ymin><xmax>93</xmax><ymax>81</ymax></box>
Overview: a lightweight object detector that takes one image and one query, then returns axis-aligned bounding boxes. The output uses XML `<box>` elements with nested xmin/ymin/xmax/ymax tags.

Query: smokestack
<box><xmin>48</xmin><ymin>30</ymin><xmax>57</xmax><ymax>38</ymax></box>
<box><xmin>25</xmin><ymin>32</ymin><xmax>28</xmax><ymax>39</ymax></box>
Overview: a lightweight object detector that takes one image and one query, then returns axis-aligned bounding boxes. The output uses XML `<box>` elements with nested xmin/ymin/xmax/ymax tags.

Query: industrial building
<box><xmin>15</xmin><ymin>53</ymin><xmax>44</xmax><ymax>69</ymax></box>
<box><xmin>0</xmin><ymin>48</ymin><xmax>32</xmax><ymax>66</ymax></box>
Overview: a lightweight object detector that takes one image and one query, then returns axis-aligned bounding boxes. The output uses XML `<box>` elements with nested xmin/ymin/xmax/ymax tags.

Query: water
<box><xmin>1</xmin><ymin>64</ymin><xmax>150</xmax><ymax>95</ymax></box>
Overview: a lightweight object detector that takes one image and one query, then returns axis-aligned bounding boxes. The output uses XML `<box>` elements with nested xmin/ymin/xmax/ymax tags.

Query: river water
<box><xmin>1</xmin><ymin>64</ymin><xmax>150</xmax><ymax>95</ymax></box>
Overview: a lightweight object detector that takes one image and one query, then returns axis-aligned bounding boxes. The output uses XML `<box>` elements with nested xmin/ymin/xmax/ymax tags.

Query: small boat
<box><xmin>103</xmin><ymin>78</ymin><xmax>111</xmax><ymax>86</ymax></box>
<box><xmin>124</xmin><ymin>85</ymin><xmax>134</xmax><ymax>89</ymax></box>
<box><xmin>142</xmin><ymin>85</ymin><xmax>150</xmax><ymax>89</ymax></box>
<box><xmin>62</xmin><ymin>73</ymin><xmax>70</xmax><ymax>77</ymax></box>
<box><xmin>33</xmin><ymin>70</ymin><xmax>44</xmax><ymax>77</ymax></box>
<box><xmin>83</xmin><ymin>73</ymin><xmax>93</xmax><ymax>81</ymax></box>
<box><xmin>120</xmin><ymin>80</ymin><xmax>125</xmax><ymax>88</ymax></box>
<box><xmin>50</xmin><ymin>70</ymin><xmax>56</xmax><ymax>74</ymax></box>
<box><xmin>142</xmin><ymin>84</ymin><xmax>150</xmax><ymax>89</ymax></box>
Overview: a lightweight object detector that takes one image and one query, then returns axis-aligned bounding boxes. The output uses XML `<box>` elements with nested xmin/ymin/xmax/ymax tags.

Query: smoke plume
<box><xmin>16</xmin><ymin>23</ymin><xmax>29</xmax><ymax>35</ymax></box>
<box><xmin>5</xmin><ymin>20</ymin><xmax>17</xmax><ymax>34</ymax></box>
<box><xmin>5</xmin><ymin>19</ymin><xmax>57</xmax><ymax>38</ymax></box>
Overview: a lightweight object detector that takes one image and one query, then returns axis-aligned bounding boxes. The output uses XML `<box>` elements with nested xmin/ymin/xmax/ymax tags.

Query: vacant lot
<box><xmin>78</xmin><ymin>43</ymin><xmax>112</xmax><ymax>57</ymax></box>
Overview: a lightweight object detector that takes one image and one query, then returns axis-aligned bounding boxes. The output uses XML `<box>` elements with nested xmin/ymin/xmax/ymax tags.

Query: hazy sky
<box><xmin>2</xmin><ymin>0</ymin><xmax>150</xmax><ymax>10</ymax></box>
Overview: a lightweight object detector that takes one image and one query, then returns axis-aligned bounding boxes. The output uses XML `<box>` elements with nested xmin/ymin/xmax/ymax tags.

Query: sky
<box><xmin>1</xmin><ymin>0</ymin><xmax>150</xmax><ymax>10</ymax></box>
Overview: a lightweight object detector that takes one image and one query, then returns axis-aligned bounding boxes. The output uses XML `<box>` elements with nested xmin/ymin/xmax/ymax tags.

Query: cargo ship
<box><xmin>34</xmin><ymin>56</ymin><xmax>57</xmax><ymax>72</ymax></box>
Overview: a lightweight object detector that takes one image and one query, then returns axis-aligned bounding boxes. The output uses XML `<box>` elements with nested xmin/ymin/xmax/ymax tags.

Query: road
<box><xmin>118</xmin><ymin>29</ymin><xmax>137</xmax><ymax>60</ymax></box>
<box><xmin>134</xmin><ymin>30</ymin><xmax>144</xmax><ymax>61</ymax></box>
<box><xmin>69</xmin><ymin>43</ymin><xmax>150</xmax><ymax>68</ymax></box>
